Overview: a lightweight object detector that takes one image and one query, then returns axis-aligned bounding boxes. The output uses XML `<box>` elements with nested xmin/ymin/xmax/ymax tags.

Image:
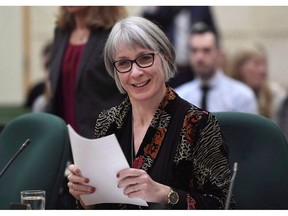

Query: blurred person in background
<box><xmin>277</xmin><ymin>94</ymin><xmax>288</xmax><ymax>141</ymax></box>
<box><xmin>32</xmin><ymin>41</ymin><xmax>52</xmax><ymax>112</ymax></box>
<box><xmin>142</xmin><ymin>6</ymin><xmax>218</xmax><ymax>88</ymax></box>
<box><xmin>24</xmin><ymin>42</ymin><xmax>52</xmax><ymax>110</ymax></box>
<box><xmin>175</xmin><ymin>22</ymin><xmax>258</xmax><ymax>114</ymax></box>
<box><xmin>46</xmin><ymin>6</ymin><xmax>127</xmax><ymax>139</ymax></box>
<box><xmin>46</xmin><ymin>6</ymin><xmax>127</xmax><ymax>209</ymax></box>
<box><xmin>228</xmin><ymin>43</ymin><xmax>287</xmax><ymax>121</ymax></box>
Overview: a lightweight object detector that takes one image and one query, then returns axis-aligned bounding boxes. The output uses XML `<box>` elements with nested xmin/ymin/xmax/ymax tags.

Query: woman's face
<box><xmin>114</xmin><ymin>44</ymin><xmax>166</xmax><ymax>104</ymax></box>
<box><xmin>239</xmin><ymin>54</ymin><xmax>267</xmax><ymax>91</ymax></box>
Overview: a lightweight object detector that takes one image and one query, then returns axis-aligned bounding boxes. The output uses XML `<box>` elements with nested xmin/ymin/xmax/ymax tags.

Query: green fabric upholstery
<box><xmin>213</xmin><ymin>112</ymin><xmax>288</xmax><ymax>209</ymax></box>
<box><xmin>0</xmin><ymin>113</ymin><xmax>70</xmax><ymax>209</ymax></box>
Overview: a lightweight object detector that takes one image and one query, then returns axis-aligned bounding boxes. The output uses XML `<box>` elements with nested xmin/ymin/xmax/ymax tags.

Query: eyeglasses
<box><xmin>113</xmin><ymin>52</ymin><xmax>157</xmax><ymax>73</ymax></box>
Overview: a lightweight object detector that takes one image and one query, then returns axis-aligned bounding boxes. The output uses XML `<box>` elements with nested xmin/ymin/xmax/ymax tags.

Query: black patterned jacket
<box><xmin>94</xmin><ymin>87</ymin><xmax>235</xmax><ymax>209</ymax></box>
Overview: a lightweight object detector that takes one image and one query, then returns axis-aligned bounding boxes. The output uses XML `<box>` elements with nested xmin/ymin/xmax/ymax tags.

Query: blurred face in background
<box><xmin>189</xmin><ymin>32</ymin><xmax>219</xmax><ymax>81</ymax></box>
<box><xmin>64</xmin><ymin>6</ymin><xmax>90</xmax><ymax>15</ymax></box>
<box><xmin>239</xmin><ymin>53</ymin><xmax>267</xmax><ymax>92</ymax></box>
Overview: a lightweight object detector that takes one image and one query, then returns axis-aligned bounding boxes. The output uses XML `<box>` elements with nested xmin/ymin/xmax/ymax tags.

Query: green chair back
<box><xmin>213</xmin><ymin>112</ymin><xmax>288</xmax><ymax>209</ymax></box>
<box><xmin>0</xmin><ymin>113</ymin><xmax>70</xmax><ymax>209</ymax></box>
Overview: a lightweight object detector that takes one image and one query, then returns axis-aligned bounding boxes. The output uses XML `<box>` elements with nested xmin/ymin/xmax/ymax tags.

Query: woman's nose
<box><xmin>130</xmin><ymin>63</ymin><xmax>144</xmax><ymax>77</ymax></box>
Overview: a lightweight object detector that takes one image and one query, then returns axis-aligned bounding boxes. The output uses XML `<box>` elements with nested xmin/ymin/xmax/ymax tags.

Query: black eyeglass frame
<box><xmin>113</xmin><ymin>52</ymin><xmax>158</xmax><ymax>73</ymax></box>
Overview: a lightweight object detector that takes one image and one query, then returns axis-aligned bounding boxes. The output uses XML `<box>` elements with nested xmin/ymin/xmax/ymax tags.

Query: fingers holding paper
<box><xmin>67</xmin><ymin>164</ymin><xmax>96</xmax><ymax>200</ymax></box>
<box><xmin>117</xmin><ymin>168</ymin><xmax>170</xmax><ymax>204</ymax></box>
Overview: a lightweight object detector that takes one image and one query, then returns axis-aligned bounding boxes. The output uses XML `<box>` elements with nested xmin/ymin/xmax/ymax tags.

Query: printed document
<box><xmin>68</xmin><ymin>125</ymin><xmax>148</xmax><ymax>206</ymax></box>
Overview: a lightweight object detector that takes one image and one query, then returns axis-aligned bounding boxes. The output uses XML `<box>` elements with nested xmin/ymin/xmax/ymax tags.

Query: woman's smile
<box><xmin>132</xmin><ymin>80</ymin><xmax>150</xmax><ymax>88</ymax></box>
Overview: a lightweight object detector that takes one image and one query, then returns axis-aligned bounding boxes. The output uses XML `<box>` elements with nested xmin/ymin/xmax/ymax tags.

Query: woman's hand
<box><xmin>67</xmin><ymin>164</ymin><xmax>96</xmax><ymax>209</ymax></box>
<box><xmin>117</xmin><ymin>168</ymin><xmax>171</xmax><ymax>204</ymax></box>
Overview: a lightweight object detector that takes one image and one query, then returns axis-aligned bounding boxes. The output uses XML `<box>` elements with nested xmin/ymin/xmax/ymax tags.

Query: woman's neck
<box><xmin>73</xmin><ymin>10</ymin><xmax>88</xmax><ymax>29</ymax></box>
<box><xmin>130</xmin><ymin>86</ymin><xmax>167</xmax><ymax>155</ymax></box>
<box><xmin>131</xmin><ymin>86</ymin><xmax>167</xmax><ymax>127</ymax></box>
<box><xmin>70</xmin><ymin>13</ymin><xmax>90</xmax><ymax>45</ymax></box>
<box><xmin>132</xmin><ymin>104</ymin><xmax>156</xmax><ymax>128</ymax></box>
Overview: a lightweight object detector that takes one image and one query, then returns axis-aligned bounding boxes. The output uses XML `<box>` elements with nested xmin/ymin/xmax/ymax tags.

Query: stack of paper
<box><xmin>68</xmin><ymin>125</ymin><xmax>148</xmax><ymax>207</ymax></box>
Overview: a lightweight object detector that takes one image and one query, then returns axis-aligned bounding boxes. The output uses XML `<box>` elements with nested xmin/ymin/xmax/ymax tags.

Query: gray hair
<box><xmin>104</xmin><ymin>16</ymin><xmax>178</xmax><ymax>93</ymax></box>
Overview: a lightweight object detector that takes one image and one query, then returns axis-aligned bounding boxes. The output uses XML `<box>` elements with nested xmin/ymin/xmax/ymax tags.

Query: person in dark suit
<box><xmin>46</xmin><ymin>6</ymin><xmax>127</xmax><ymax>139</ymax></box>
<box><xmin>142</xmin><ymin>6</ymin><xmax>218</xmax><ymax>88</ymax></box>
<box><xmin>46</xmin><ymin>6</ymin><xmax>127</xmax><ymax>209</ymax></box>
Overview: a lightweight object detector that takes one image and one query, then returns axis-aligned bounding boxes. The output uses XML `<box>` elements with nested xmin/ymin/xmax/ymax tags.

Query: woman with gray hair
<box><xmin>67</xmin><ymin>16</ymin><xmax>235</xmax><ymax>210</ymax></box>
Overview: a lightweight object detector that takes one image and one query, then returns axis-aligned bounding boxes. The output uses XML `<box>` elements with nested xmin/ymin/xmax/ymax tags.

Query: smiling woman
<box><xmin>67</xmin><ymin>16</ymin><xmax>235</xmax><ymax>210</ymax></box>
<box><xmin>113</xmin><ymin>46</ymin><xmax>166</xmax><ymax>105</ymax></box>
<box><xmin>104</xmin><ymin>16</ymin><xmax>177</xmax><ymax>95</ymax></box>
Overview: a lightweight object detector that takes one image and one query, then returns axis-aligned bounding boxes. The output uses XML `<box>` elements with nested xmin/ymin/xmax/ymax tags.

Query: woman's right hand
<box><xmin>67</xmin><ymin>164</ymin><xmax>96</xmax><ymax>209</ymax></box>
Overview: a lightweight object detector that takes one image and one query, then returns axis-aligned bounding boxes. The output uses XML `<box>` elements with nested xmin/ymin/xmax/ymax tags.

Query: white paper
<box><xmin>67</xmin><ymin>125</ymin><xmax>148</xmax><ymax>207</ymax></box>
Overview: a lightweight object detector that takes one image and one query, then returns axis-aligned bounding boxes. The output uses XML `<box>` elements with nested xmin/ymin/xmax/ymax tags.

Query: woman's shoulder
<box><xmin>176</xmin><ymin>97</ymin><xmax>218</xmax><ymax>132</ymax></box>
<box><xmin>170</xmin><ymin>89</ymin><xmax>212</xmax><ymax>126</ymax></box>
<box><xmin>54</xmin><ymin>27</ymin><xmax>70</xmax><ymax>37</ymax></box>
<box><xmin>95</xmin><ymin>97</ymin><xmax>130</xmax><ymax>137</ymax></box>
<box><xmin>185</xmin><ymin>106</ymin><xmax>212</xmax><ymax>126</ymax></box>
<box><xmin>89</xmin><ymin>27</ymin><xmax>112</xmax><ymax>41</ymax></box>
<box><xmin>97</xmin><ymin>97</ymin><xmax>130</xmax><ymax>119</ymax></box>
<box><xmin>176</xmin><ymin>95</ymin><xmax>210</xmax><ymax>120</ymax></box>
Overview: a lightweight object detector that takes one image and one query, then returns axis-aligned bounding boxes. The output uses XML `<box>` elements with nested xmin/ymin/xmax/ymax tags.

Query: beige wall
<box><xmin>29</xmin><ymin>6</ymin><xmax>58</xmax><ymax>87</ymax></box>
<box><xmin>0</xmin><ymin>6</ymin><xmax>23</xmax><ymax>105</ymax></box>
<box><xmin>0</xmin><ymin>6</ymin><xmax>58</xmax><ymax>105</ymax></box>
<box><xmin>0</xmin><ymin>6</ymin><xmax>287</xmax><ymax>105</ymax></box>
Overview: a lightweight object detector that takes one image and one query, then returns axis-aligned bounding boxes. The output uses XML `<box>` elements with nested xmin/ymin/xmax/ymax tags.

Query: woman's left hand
<box><xmin>117</xmin><ymin>168</ymin><xmax>171</xmax><ymax>204</ymax></box>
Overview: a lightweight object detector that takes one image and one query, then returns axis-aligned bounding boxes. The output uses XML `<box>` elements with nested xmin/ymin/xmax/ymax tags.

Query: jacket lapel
<box><xmin>50</xmin><ymin>30</ymin><xmax>69</xmax><ymax>98</ymax></box>
<box><xmin>76</xmin><ymin>28</ymin><xmax>108</xmax><ymax>87</ymax></box>
<box><xmin>133</xmin><ymin>88</ymin><xmax>176</xmax><ymax>173</ymax></box>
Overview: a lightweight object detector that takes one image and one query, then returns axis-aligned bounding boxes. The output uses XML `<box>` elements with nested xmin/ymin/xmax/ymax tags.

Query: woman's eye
<box><xmin>117</xmin><ymin>61</ymin><xmax>130</xmax><ymax>67</ymax></box>
<box><xmin>139</xmin><ymin>55</ymin><xmax>152</xmax><ymax>62</ymax></box>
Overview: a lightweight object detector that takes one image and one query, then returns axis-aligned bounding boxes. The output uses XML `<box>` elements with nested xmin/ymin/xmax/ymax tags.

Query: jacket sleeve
<box><xmin>171</xmin><ymin>111</ymin><xmax>235</xmax><ymax>209</ymax></box>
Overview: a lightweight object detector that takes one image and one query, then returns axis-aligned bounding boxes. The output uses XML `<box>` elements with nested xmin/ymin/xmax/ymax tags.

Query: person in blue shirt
<box><xmin>175</xmin><ymin>22</ymin><xmax>258</xmax><ymax>113</ymax></box>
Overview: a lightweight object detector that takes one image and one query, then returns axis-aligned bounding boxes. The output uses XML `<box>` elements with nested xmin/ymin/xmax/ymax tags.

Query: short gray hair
<box><xmin>104</xmin><ymin>16</ymin><xmax>178</xmax><ymax>93</ymax></box>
